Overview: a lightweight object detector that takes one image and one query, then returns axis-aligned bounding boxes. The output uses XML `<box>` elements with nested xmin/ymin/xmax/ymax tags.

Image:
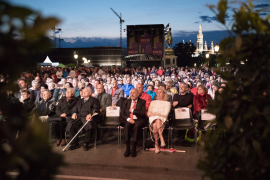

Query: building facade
<box><xmin>36</xmin><ymin>47</ymin><xmax>127</xmax><ymax>67</ymax></box>
<box><xmin>192</xmin><ymin>25</ymin><xmax>215</xmax><ymax>57</ymax></box>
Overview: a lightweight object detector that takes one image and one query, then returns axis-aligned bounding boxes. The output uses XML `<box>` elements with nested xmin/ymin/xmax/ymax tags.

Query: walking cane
<box><xmin>62</xmin><ymin>112</ymin><xmax>98</xmax><ymax>152</ymax></box>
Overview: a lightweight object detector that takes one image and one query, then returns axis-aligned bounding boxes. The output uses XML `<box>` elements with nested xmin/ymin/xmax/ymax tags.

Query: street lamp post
<box><xmin>214</xmin><ymin>44</ymin><xmax>219</xmax><ymax>67</ymax></box>
<box><xmin>74</xmin><ymin>53</ymin><xmax>78</xmax><ymax>67</ymax></box>
<box><xmin>206</xmin><ymin>53</ymin><xmax>209</xmax><ymax>66</ymax></box>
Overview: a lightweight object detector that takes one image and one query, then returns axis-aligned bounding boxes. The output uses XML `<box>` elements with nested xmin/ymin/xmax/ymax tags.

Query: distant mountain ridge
<box><xmin>55</xmin><ymin>30</ymin><xmax>230</xmax><ymax>49</ymax></box>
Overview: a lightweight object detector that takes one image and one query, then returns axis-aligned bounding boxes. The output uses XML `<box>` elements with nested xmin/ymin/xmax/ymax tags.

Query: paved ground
<box><xmin>52</xmin><ymin>133</ymin><xmax>205</xmax><ymax>180</ymax></box>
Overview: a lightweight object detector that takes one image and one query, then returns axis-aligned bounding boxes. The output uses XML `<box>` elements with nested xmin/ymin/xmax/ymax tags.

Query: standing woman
<box><xmin>147</xmin><ymin>87</ymin><xmax>171</xmax><ymax>154</ymax></box>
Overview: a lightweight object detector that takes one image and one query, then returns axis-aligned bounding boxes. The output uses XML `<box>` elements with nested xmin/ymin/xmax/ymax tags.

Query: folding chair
<box><xmin>195</xmin><ymin>109</ymin><xmax>216</xmax><ymax>152</ymax></box>
<box><xmin>98</xmin><ymin>106</ymin><xmax>121</xmax><ymax>149</ymax></box>
<box><xmin>170</xmin><ymin>107</ymin><xmax>196</xmax><ymax>148</ymax></box>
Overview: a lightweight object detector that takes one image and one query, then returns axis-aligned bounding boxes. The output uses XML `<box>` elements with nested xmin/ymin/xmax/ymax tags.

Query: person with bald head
<box><xmin>95</xmin><ymin>84</ymin><xmax>112</xmax><ymax>122</ymax></box>
<box><xmin>121</xmin><ymin>89</ymin><xmax>146</xmax><ymax>157</ymax></box>
<box><xmin>67</xmin><ymin>87</ymin><xmax>100</xmax><ymax>151</ymax></box>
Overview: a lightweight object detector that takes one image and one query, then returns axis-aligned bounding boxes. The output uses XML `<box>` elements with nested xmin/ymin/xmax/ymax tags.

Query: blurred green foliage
<box><xmin>0</xmin><ymin>1</ymin><xmax>64</xmax><ymax>179</ymax></box>
<box><xmin>67</xmin><ymin>63</ymin><xmax>77</xmax><ymax>68</ymax></box>
<box><xmin>58</xmin><ymin>63</ymin><xmax>65</xmax><ymax>68</ymax></box>
<box><xmin>197</xmin><ymin>1</ymin><xmax>270</xmax><ymax>179</ymax></box>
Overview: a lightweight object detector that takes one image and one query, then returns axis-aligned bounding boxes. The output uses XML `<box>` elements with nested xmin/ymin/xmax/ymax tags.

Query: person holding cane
<box><xmin>66</xmin><ymin>88</ymin><xmax>100</xmax><ymax>151</ymax></box>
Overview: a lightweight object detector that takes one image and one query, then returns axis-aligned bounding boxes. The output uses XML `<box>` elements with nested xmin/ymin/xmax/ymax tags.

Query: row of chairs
<box><xmin>49</xmin><ymin>107</ymin><xmax>216</xmax><ymax>151</ymax></box>
<box><xmin>97</xmin><ymin>107</ymin><xmax>216</xmax><ymax>150</ymax></box>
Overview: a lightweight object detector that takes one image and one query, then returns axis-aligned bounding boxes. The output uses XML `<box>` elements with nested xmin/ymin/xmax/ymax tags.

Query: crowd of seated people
<box><xmin>0</xmin><ymin>65</ymin><xmax>227</xmax><ymax>156</ymax></box>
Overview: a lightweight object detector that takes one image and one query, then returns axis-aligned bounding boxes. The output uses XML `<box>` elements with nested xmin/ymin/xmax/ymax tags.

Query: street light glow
<box><xmin>74</xmin><ymin>54</ymin><xmax>78</xmax><ymax>59</ymax></box>
<box><xmin>215</xmin><ymin>44</ymin><xmax>219</xmax><ymax>52</ymax></box>
<box><xmin>206</xmin><ymin>53</ymin><xmax>209</xmax><ymax>58</ymax></box>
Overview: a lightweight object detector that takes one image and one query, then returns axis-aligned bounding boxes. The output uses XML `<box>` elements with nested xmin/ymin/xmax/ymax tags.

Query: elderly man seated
<box><xmin>108</xmin><ymin>79</ymin><xmax>124</xmax><ymax>106</ymax></box>
<box><xmin>121</xmin><ymin>89</ymin><xmax>146</xmax><ymax>157</ymax></box>
<box><xmin>95</xmin><ymin>84</ymin><xmax>112</xmax><ymax>123</ymax></box>
<box><xmin>36</xmin><ymin>90</ymin><xmax>56</xmax><ymax>122</ymax></box>
<box><xmin>67</xmin><ymin>88</ymin><xmax>100</xmax><ymax>151</ymax></box>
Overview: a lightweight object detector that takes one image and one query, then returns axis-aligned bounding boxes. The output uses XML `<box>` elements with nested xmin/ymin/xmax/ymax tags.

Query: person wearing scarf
<box><xmin>193</xmin><ymin>85</ymin><xmax>211</xmax><ymax>119</ymax></box>
<box><xmin>146</xmin><ymin>85</ymin><xmax>156</xmax><ymax>100</ymax></box>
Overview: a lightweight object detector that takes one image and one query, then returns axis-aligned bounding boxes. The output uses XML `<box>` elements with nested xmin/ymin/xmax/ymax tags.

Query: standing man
<box><xmin>108</xmin><ymin>79</ymin><xmax>124</xmax><ymax>106</ymax></box>
<box><xmin>121</xmin><ymin>89</ymin><xmax>146</xmax><ymax>157</ymax></box>
<box><xmin>68</xmin><ymin>88</ymin><xmax>100</xmax><ymax>151</ymax></box>
<box><xmin>121</xmin><ymin>77</ymin><xmax>134</xmax><ymax>97</ymax></box>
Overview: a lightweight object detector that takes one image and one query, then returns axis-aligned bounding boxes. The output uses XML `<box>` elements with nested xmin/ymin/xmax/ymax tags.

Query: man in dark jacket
<box><xmin>121</xmin><ymin>89</ymin><xmax>146</xmax><ymax>157</ymax></box>
<box><xmin>21</xmin><ymin>90</ymin><xmax>35</xmax><ymax>113</ymax></box>
<box><xmin>68</xmin><ymin>87</ymin><xmax>100</xmax><ymax>151</ymax></box>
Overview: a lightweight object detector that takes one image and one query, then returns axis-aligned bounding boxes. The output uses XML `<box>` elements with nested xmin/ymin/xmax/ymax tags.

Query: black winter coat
<box><xmin>55</xmin><ymin>97</ymin><xmax>77</xmax><ymax>117</ymax></box>
<box><xmin>69</xmin><ymin>97</ymin><xmax>100</xmax><ymax>130</ymax></box>
<box><xmin>23</xmin><ymin>98</ymin><xmax>35</xmax><ymax>113</ymax></box>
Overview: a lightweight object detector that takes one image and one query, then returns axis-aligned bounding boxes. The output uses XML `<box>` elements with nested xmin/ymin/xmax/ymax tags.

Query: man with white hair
<box><xmin>67</xmin><ymin>88</ymin><xmax>100</xmax><ymax>151</ymax></box>
<box><xmin>121</xmin><ymin>89</ymin><xmax>146</xmax><ymax>157</ymax></box>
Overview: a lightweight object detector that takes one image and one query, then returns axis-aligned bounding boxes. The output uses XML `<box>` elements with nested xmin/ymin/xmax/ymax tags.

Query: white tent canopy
<box><xmin>43</xmin><ymin>56</ymin><xmax>52</xmax><ymax>63</ymax></box>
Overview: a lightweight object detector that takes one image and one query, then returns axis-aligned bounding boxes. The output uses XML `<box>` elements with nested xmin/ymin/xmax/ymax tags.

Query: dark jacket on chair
<box><xmin>121</xmin><ymin>98</ymin><xmax>146</xmax><ymax>123</ymax></box>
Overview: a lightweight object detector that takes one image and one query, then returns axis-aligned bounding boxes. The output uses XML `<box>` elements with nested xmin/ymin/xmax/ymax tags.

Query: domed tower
<box><xmin>204</xmin><ymin>41</ymin><xmax>208</xmax><ymax>51</ymax></box>
<box><xmin>196</xmin><ymin>25</ymin><xmax>203</xmax><ymax>54</ymax></box>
